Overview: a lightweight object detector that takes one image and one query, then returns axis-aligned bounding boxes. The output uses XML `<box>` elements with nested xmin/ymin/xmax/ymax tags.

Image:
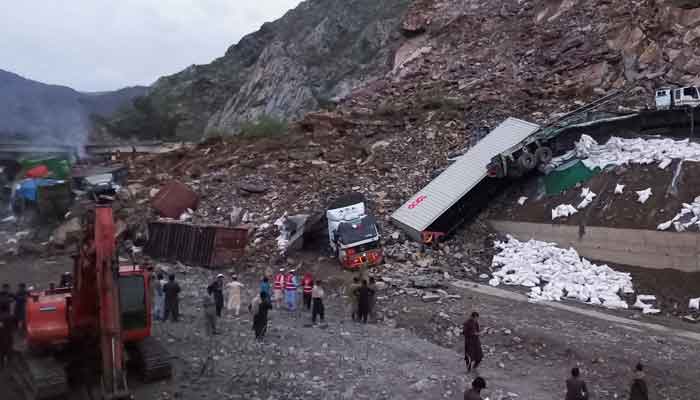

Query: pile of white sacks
<box><xmin>657</xmin><ymin>196</ymin><xmax>700</xmax><ymax>232</ymax></box>
<box><xmin>491</xmin><ymin>236</ymin><xmax>634</xmax><ymax>309</ymax></box>
<box><xmin>575</xmin><ymin>134</ymin><xmax>700</xmax><ymax>169</ymax></box>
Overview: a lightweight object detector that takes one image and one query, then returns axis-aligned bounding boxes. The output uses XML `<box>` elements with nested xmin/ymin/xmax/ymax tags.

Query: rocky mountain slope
<box><xmin>109</xmin><ymin>0</ymin><xmax>413</xmax><ymax>140</ymax></box>
<box><xmin>111</xmin><ymin>0</ymin><xmax>700</xmax><ymax>141</ymax></box>
<box><xmin>0</xmin><ymin>69</ymin><xmax>146</xmax><ymax>144</ymax></box>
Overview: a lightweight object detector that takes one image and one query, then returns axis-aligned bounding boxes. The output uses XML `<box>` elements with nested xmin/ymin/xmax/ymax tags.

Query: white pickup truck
<box><xmin>655</xmin><ymin>86</ymin><xmax>700</xmax><ymax>110</ymax></box>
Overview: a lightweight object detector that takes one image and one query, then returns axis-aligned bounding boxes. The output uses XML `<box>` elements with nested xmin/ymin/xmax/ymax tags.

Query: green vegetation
<box><xmin>239</xmin><ymin>115</ymin><xmax>288</xmax><ymax>138</ymax></box>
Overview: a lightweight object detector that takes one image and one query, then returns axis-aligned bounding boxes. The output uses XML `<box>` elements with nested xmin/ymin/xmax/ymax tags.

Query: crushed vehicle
<box><xmin>327</xmin><ymin>193</ymin><xmax>383</xmax><ymax>270</ymax></box>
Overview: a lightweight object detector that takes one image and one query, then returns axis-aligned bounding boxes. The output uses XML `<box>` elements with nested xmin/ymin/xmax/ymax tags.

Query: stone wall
<box><xmin>489</xmin><ymin>220</ymin><xmax>700</xmax><ymax>273</ymax></box>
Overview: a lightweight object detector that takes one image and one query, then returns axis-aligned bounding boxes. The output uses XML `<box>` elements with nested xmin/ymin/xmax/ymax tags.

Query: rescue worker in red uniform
<box><xmin>301</xmin><ymin>272</ymin><xmax>314</xmax><ymax>311</ymax></box>
<box><xmin>272</xmin><ymin>268</ymin><xmax>285</xmax><ymax>309</ymax></box>
<box><xmin>284</xmin><ymin>270</ymin><xmax>298</xmax><ymax>311</ymax></box>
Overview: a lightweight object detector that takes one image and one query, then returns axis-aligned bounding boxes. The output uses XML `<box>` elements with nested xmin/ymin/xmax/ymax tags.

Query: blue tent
<box><xmin>15</xmin><ymin>179</ymin><xmax>65</xmax><ymax>202</ymax></box>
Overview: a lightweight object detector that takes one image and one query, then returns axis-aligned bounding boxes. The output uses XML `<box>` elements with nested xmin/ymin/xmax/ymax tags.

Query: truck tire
<box><xmin>535</xmin><ymin>146</ymin><xmax>553</xmax><ymax>164</ymax></box>
<box><xmin>518</xmin><ymin>152</ymin><xmax>536</xmax><ymax>170</ymax></box>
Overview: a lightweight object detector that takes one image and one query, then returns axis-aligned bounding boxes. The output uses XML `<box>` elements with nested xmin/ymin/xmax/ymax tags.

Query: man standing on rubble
<box><xmin>153</xmin><ymin>273</ymin><xmax>165</xmax><ymax>321</ymax></box>
<box><xmin>463</xmin><ymin>311</ymin><xmax>483</xmax><ymax>372</ymax></box>
<box><xmin>0</xmin><ymin>283</ymin><xmax>14</xmax><ymax>315</ymax></box>
<box><xmin>203</xmin><ymin>290</ymin><xmax>218</xmax><ymax>336</ymax></box>
<box><xmin>355</xmin><ymin>280</ymin><xmax>374</xmax><ymax>324</ymax></box>
<box><xmin>629</xmin><ymin>363</ymin><xmax>649</xmax><ymax>400</ymax></box>
<box><xmin>285</xmin><ymin>270</ymin><xmax>298</xmax><ymax>311</ymax></box>
<box><xmin>368</xmin><ymin>277</ymin><xmax>378</xmax><ymax>322</ymax></box>
<box><xmin>301</xmin><ymin>272</ymin><xmax>314</xmax><ymax>311</ymax></box>
<box><xmin>14</xmin><ymin>283</ymin><xmax>27</xmax><ymax>332</ymax></box>
<box><xmin>225</xmin><ymin>274</ymin><xmax>244</xmax><ymax>317</ymax></box>
<box><xmin>311</xmin><ymin>280</ymin><xmax>325</xmax><ymax>325</ymax></box>
<box><xmin>251</xmin><ymin>292</ymin><xmax>273</xmax><ymax>341</ymax></box>
<box><xmin>163</xmin><ymin>274</ymin><xmax>181</xmax><ymax>322</ymax></box>
<box><xmin>347</xmin><ymin>277</ymin><xmax>360</xmax><ymax>321</ymax></box>
<box><xmin>565</xmin><ymin>367</ymin><xmax>589</xmax><ymax>400</ymax></box>
<box><xmin>0</xmin><ymin>309</ymin><xmax>14</xmax><ymax>369</ymax></box>
<box><xmin>208</xmin><ymin>274</ymin><xmax>225</xmax><ymax>318</ymax></box>
<box><xmin>260</xmin><ymin>276</ymin><xmax>271</xmax><ymax>300</ymax></box>
<box><xmin>273</xmin><ymin>268</ymin><xmax>285</xmax><ymax>309</ymax></box>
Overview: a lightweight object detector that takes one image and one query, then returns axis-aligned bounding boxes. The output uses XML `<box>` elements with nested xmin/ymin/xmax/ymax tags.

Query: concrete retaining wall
<box><xmin>489</xmin><ymin>220</ymin><xmax>700</xmax><ymax>273</ymax></box>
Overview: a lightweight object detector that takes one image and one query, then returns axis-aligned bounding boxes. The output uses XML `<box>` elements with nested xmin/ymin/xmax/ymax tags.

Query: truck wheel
<box><xmin>535</xmin><ymin>146</ymin><xmax>553</xmax><ymax>164</ymax></box>
<box><xmin>518</xmin><ymin>152</ymin><xmax>536</xmax><ymax>170</ymax></box>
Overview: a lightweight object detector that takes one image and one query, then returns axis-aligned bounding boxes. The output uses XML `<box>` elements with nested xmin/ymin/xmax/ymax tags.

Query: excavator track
<box><xmin>129</xmin><ymin>336</ymin><xmax>172</xmax><ymax>382</ymax></box>
<box><xmin>12</xmin><ymin>354</ymin><xmax>69</xmax><ymax>400</ymax></box>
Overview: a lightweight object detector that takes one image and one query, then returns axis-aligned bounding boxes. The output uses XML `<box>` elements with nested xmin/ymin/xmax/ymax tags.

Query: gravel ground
<box><xmin>2</xmin><ymin>254</ymin><xmax>700</xmax><ymax>400</ymax></box>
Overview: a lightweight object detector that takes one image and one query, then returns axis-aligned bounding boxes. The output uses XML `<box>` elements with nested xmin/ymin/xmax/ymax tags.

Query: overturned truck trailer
<box><xmin>391</xmin><ymin>118</ymin><xmax>540</xmax><ymax>242</ymax></box>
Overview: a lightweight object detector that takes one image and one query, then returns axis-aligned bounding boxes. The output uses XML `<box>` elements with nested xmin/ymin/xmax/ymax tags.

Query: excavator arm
<box><xmin>94</xmin><ymin>205</ymin><xmax>130</xmax><ymax>399</ymax></box>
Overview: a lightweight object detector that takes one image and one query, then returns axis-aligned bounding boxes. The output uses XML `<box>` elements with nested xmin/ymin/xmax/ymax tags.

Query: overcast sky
<box><xmin>0</xmin><ymin>0</ymin><xmax>303</xmax><ymax>92</ymax></box>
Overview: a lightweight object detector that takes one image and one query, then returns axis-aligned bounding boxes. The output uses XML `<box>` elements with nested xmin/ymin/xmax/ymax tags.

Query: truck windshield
<box><xmin>337</xmin><ymin>215</ymin><xmax>378</xmax><ymax>245</ymax></box>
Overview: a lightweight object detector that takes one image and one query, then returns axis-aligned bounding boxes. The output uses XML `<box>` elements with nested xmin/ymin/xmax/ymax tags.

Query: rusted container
<box><xmin>151</xmin><ymin>181</ymin><xmax>199</xmax><ymax>218</ymax></box>
<box><xmin>145</xmin><ymin>221</ymin><xmax>250</xmax><ymax>268</ymax></box>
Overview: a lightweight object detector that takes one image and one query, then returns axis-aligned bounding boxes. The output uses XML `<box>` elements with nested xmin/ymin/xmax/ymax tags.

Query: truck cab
<box><xmin>656</xmin><ymin>86</ymin><xmax>700</xmax><ymax>110</ymax></box>
<box><xmin>327</xmin><ymin>194</ymin><xmax>383</xmax><ymax>270</ymax></box>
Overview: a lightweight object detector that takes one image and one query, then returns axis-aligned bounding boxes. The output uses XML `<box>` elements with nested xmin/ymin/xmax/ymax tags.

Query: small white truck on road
<box><xmin>655</xmin><ymin>86</ymin><xmax>700</xmax><ymax>110</ymax></box>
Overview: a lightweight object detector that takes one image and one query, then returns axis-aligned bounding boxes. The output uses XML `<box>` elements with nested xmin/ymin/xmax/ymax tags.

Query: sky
<box><xmin>0</xmin><ymin>0</ymin><xmax>303</xmax><ymax>92</ymax></box>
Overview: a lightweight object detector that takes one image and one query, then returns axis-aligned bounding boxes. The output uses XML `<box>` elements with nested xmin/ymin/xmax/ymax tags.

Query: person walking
<box><xmin>565</xmin><ymin>367</ymin><xmax>589</xmax><ymax>400</ymax></box>
<box><xmin>301</xmin><ymin>272</ymin><xmax>314</xmax><ymax>311</ymax></box>
<box><xmin>208</xmin><ymin>274</ymin><xmax>225</xmax><ymax>318</ymax></box>
<box><xmin>355</xmin><ymin>280</ymin><xmax>374</xmax><ymax>324</ymax></box>
<box><xmin>311</xmin><ymin>280</ymin><xmax>325</xmax><ymax>325</ymax></box>
<box><xmin>163</xmin><ymin>274</ymin><xmax>181</xmax><ymax>322</ymax></box>
<box><xmin>251</xmin><ymin>292</ymin><xmax>273</xmax><ymax>341</ymax></box>
<box><xmin>0</xmin><ymin>283</ymin><xmax>14</xmax><ymax>314</ymax></box>
<box><xmin>225</xmin><ymin>275</ymin><xmax>244</xmax><ymax>317</ymax></box>
<box><xmin>629</xmin><ymin>363</ymin><xmax>649</xmax><ymax>400</ymax></box>
<box><xmin>0</xmin><ymin>310</ymin><xmax>14</xmax><ymax>369</ymax></box>
<box><xmin>203</xmin><ymin>291</ymin><xmax>218</xmax><ymax>336</ymax></box>
<box><xmin>464</xmin><ymin>377</ymin><xmax>487</xmax><ymax>400</ymax></box>
<box><xmin>153</xmin><ymin>273</ymin><xmax>165</xmax><ymax>321</ymax></box>
<box><xmin>463</xmin><ymin>311</ymin><xmax>483</xmax><ymax>372</ymax></box>
<box><xmin>347</xmin><ymin>277</ymin><xmax>360</xmax><ymax>321</ymax></box>
<box><xmin>368</xmin><ymin>277</ymin><xmax>377</xmax><ymax>322</ymax></box>
<box><xmin>14</xmin><ymin>283</ymin><xmax>27</xmax><ymax>332</ymax></box>
<box><xmin>273</xmin><ymin>268</ymin><xmax>285</xmax><ymax>309</ymax></box>
<box><xmin>260</xmin><ymin>277</ymin><xmax>271</xmax><ymax>300</ymax></box>
<box><xmin>285</xmin><ymin>270</ymin><xmax>298</xmax><ymax>311</ymax></box>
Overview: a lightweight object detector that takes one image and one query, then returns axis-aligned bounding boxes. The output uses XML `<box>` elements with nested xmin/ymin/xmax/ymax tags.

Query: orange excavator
<box><xmin>14</xmin><ymin>192</ymin><xmax>171</xmax><ymax>399</ymax></box>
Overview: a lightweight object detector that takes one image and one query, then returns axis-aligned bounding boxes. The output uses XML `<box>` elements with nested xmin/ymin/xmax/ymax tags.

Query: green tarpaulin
<box><xmin>544</xmin><ymin>160</ymin><xmax>599</xmax><ymax>195</ymax></box>
<box><xmin>20</xmin><ymin>158</ymin><xmax>71</xmax><ymax>179</ymax></box>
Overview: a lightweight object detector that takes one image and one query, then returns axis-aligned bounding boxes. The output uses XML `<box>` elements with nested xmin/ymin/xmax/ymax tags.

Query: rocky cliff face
<box><xmin>120</xmin><ymin>0</ymin><xmax>412</xmax><ymax>140</ymax></box>
<box><xmin>115</xmin><ymin>0</ymin><xmax>700</xmax><ymax>141</ymax></box>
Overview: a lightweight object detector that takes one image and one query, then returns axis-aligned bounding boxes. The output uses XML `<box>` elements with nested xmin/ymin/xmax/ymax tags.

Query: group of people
<box><xmin>149</xmin><ymin>270</ymin><xmax>182</xmax><ymax>322</ymax></box>
<box><xmin>271</xmin><ymin>268</ymin><xmax>325</xmax><ymax>324</ymax></box>
<box><xmin>461</xmin><ymin>312</ymin><xmax>650</xmax><ymax>400</ymax></box>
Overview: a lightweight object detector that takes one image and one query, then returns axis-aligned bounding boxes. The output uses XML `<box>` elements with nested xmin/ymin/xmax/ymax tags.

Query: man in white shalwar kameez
<box><xmin>225</xmin><ymin>275</ymin><xmax>245</xmax><ymax>317</ymax></box>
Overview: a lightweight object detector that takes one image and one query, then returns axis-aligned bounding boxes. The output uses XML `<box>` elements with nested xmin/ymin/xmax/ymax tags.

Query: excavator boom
<box><xmin>94</xmin><ymin>205</ymin><xmax>130</xmax><ymax>399</ymax></box>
